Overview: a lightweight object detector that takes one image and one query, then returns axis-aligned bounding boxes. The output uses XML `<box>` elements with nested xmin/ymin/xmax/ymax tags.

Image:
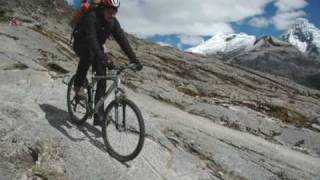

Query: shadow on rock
<box><xmin>39</xmin><ymin>104</ymin><xmax>107</xmax><ymax>152</ymax></box>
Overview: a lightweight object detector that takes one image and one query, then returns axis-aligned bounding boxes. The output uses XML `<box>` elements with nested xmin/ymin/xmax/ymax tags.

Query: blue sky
<box><xmin>69</xmin><ymin>0</ymin><xmax>320</xmax><ymax>50</ymax></box>
<box><xmin>304</xmin><ymin>0</ymin><xmax>320</xmax><ymax>28</ymax></box>
<box><xmin>232</xmin><ymin>0</ymin><xmax>320</xmax><ymax>37</ymax></box>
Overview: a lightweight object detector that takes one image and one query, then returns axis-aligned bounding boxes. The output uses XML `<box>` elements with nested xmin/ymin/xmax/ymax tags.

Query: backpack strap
<box><xmin>70</xmin><ymin>28</ymin><xmax>76</xmax><ymax>45</ymax></box>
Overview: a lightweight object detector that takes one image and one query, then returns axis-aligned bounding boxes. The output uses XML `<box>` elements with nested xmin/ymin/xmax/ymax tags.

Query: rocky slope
<box><xmin>1</xmin><ymin>1</ymin><xmax>320</xmax><ymax>180</ymax></box>
<box><xmin>228</xmin><ymin>36</ymin><xmax>320</xmax><ymax>90</ymax></box>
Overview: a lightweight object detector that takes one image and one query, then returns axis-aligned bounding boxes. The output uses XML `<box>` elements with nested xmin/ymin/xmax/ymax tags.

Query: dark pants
<box><xmin>74</xmin><ymin>44</ymin><xmax>106</xmax><ymax>118</ymax></box>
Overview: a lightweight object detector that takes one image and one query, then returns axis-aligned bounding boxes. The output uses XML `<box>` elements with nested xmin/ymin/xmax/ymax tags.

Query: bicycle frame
<box><xmin>86</xmin><ymin>69</ymin><xmax>125</xmax><ymax>118</ymax></box>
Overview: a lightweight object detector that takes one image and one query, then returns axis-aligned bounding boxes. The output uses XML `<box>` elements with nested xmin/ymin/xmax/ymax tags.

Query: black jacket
<box><xmin>73</xmin><ymin>9</ymin><xmax>137</xmax><ymax>63</ymax></box>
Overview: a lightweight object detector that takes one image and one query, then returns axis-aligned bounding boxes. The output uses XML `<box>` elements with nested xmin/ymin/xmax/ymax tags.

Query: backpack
<box><xmin>70</xmin><ymin>0</ymin><xmax>101</xmax><ymax>44</ymax></box>
<box><xmin>70</xmin><ymin>0</ymin><xmax>95</xmax><ymax>28</ymax></box>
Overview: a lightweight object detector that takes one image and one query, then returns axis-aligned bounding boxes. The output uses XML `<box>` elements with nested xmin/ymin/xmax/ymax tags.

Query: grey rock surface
<box><xmin>1</xmin><ymin>2</ymin><xmax>320</xmax><ymax>180</ymax></box>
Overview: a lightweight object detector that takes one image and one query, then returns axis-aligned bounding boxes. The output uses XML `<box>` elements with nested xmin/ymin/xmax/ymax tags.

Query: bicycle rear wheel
<box><xmin>102</xmin><ymin>98</ymin><xmax>145</xmax><ymax>162</ymax></box>
<box><xmin>66</xmin><ymin>75</ymin><xmax>89</xmax><ymax>124</ymax></box>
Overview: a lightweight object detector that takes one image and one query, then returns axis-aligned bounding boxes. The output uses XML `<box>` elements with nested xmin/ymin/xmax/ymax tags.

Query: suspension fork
<box><xmin>115</xmin><ymin>74</ymin><xmax>124</xmax><ymax>130</ymax></box>
<box><xmin>115</xmin><ymin>88</ymin><xmax>126</xmax><ymax>130</ymax></box>
<box><xmin>123</xmin><ymin>103</ymin><xmax>126</xmax><ymax>130</ymax></box>
<box><xmin>115</xmin><ymin>97</ymin><xmax>119</xmax><ymax>129</ymax></box>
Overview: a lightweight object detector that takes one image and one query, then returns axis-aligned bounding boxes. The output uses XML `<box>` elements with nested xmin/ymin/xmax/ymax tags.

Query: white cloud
<box><xmin>157</xmin><ymin>42</ymin><xmax>173</xmax><ymax>47</ymax></box>
<box><xmin>179</xmin><ymin>35</ymin><xmax>204</xmax><ymax>46</ymax></box>
<box><xmin>274</xmin><ymin>0</ymin><xmax>308</xmax><ymax>12</ymax></box>
<box><xmin>272</xmin><ymin>10</ymin><xmax>306</xmax><ymax>30</ymax></box>
<box><xmin>271</xmin><ymin>0</ymin><xmax>308</xmax><ymax>30</ymax></box>
<box><xmin>249</xmin><ymin>17</ymin><xmax>270</xmax><ymax>28</ymax></box>
<box><xmin>66</xmin><ymin>0</ymin><xmax>74</xmax><ymax>5</ymax></box>
<box><xmin>119</xmin><ymin>19</ymin><xmax>234</xmax><ymax>37</ymax></box>
<box><xmin>117</xmin><ymin>0</ymin><xmax>273</xmax><ymax>37</ymax></box>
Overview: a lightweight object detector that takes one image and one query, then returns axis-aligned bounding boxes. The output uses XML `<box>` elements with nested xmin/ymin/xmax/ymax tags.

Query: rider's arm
<box><xmin>83</xmin><ymin>12</ymin><xmax>105</xmax><ymax>61</ymax></box>
<box><xmin>111</xmin><ymin>18</ymin><xmax>138</xmax><ymax>63</ymax></box>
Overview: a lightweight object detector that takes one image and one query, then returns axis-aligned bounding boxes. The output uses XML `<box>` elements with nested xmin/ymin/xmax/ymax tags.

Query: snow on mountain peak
<box><xmin>186</xmin><ymin>33</ymin><xmax>256</xmax><ymax>55</ymax></box>
<box><xmin>281</xmin><ymin>18</ymin><xmax>320</xmax><ymax>54</ymax></box>
<box><xmin>291</xmin><ymin>18</ymin><xmax>316</xmax><ymax>30</ymax></box>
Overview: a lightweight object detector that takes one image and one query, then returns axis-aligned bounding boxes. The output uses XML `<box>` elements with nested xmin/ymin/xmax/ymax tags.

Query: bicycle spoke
<box><xmin>77</xmin><ymin>101</ymin><xmax>87</xmax><ymax>109</ymax></box>
<box><xmin>71</xmin><ymin>97</ymin><xmax>76</xmax><ymax>105</ymax></box>
<box><xmin>73</xmin><ymin>103</ymin><xmax>77</xmax><ymax>112</ymax></box>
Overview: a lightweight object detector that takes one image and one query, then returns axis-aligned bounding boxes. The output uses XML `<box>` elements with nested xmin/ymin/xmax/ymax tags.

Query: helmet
<box><xmin>100</xmin><ymin>0</ymin><xmax>120</xmax><ymax>8</ymax></box>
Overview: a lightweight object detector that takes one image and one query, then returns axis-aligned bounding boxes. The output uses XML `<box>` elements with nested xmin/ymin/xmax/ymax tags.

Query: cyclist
<box><xmin>72</xmin><ymin>0</ymin><xmax>143</xmax><ymax>125</ymax></box>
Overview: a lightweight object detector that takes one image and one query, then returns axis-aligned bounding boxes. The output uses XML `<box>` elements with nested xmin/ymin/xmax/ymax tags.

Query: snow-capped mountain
<box><xmin>186</xmin><ymin>33</ymin><xmax>256</xmax><ymax>56</ymax></box>
<box><xmin>281</xmin><ymin>18</ymin><xmax>320</xmax><ymax>56</ymax></box>
<box><xmin>188</xmin><ymin>18</ymin><xmax>320</xmax><ymax>57</ymax></box>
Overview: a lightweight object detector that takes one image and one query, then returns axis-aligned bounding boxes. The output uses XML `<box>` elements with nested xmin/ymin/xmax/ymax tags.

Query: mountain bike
<box><xmin>66</xmin><ymin>64</ymin><xmax>145</xmax><ymax>162</ymax></box>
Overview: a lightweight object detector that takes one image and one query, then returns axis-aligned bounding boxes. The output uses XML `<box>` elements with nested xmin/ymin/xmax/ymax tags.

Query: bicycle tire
<box><xmin>102</xmin><ymin>98</ymin><xmax>145</xmax><ymax>162</ymax></box>
<box><xmin>66</xmin><ymin>75</ymin><xmax>89</xmax><ymax>124</ymax></box>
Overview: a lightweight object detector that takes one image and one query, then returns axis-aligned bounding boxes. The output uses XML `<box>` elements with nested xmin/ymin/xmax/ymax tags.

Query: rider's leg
<box><xmin>93</xmin><ymin>59</ymin><xmax>107</xmax><ymax>125</ymax></box>
<box><xmin>74</xmin><ymin>46</ymin><xmax>92</xmax><ymax>98</ymax></box>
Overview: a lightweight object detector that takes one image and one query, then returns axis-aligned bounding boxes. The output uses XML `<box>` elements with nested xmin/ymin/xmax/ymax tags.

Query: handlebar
<box><xmin>112</xmin><ymin>64</ymin><xmax>139</xmax><ymax>75</ymax></box>
<box><xmin>93</xmin><ymin>64</ymin><xmax>139</xmax><ymax>80</ymax></box>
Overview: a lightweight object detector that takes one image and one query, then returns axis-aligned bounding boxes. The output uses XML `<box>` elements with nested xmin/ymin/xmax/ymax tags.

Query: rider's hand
<box><xmin>100</xmin><ymin>53</ymin><xmax>115</xmax><ymax>70</ymax></box>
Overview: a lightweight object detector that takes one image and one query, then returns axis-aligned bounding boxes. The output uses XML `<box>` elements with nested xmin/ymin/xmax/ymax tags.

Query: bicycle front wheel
<box><xmin>102</xmin><ymin>98</ymin><xmax>145</xmax><ymax>162</ymax></box>
<box><xmin>66</xmin><ymin>75</ymin><xmax>89</xmax><ymax>124</ymax></box>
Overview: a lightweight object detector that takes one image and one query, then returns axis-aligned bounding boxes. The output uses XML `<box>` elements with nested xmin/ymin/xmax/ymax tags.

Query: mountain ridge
<box><xmin>188</xmin><ymin>18</ymin><xmax>320</xmax><ymax>58</ymax></box>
